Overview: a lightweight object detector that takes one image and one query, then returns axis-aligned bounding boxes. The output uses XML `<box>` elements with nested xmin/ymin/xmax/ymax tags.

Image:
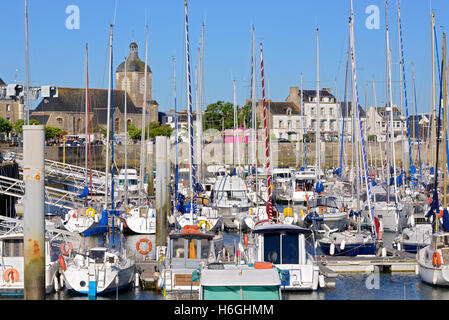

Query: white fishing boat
<box><xmin>61</xmin><ymin>247</ymin><xmax>136</xmax><ymax>295</ymax></box>
<box><xmin>156</xmin><ymin>225</ymin><xmax>217</xmax><ymax>298</ymax></box>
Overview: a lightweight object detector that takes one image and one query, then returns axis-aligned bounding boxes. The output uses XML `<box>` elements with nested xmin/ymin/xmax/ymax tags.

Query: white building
<box><xmin>366</xmin><ymin>104</ymin><xmax>406</xmax><ymax>142</ymax></box>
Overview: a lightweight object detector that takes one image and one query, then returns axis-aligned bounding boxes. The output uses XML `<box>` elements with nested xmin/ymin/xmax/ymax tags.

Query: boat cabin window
<box><xmin>3</xmin><ymin>239</ymin><xmax>23</xmax><ymax>257</ymax></box>
<box><xmin>200</xmin><ymin>239</ymin><xmax>210</xmax><ymax>259</ymax></box>
<box><xmin>295</xmin><ymin>179</ymin><xmax>314</xmax><ymax>191</ymax></box>
<box><xmin>89</xmin><ymin>250</ymin><xmax>105</xmax><ymax>263</ymax></box>
<box><xmin>274</xmin><ymin>173</ymin><xmax>290</xmax><ymax>179</ymax></box>
<box><xmin>173</xmin><ymin>238</ymin><xmax>185</xmax><ymax>258</ymax></box>
<box><xmin>263</xmin><ymin>233</ymin><xmax>299</xmax><ymax>265</ymax></box>
<box><xmin>373</xmin><ymin>194</ymin><xmax>396</xmax><ymax>202</ymax></box>
<box><xmin>216</xmin><ymin>191</ymin><xmax>246</xmax><ymax>201</ymax></box>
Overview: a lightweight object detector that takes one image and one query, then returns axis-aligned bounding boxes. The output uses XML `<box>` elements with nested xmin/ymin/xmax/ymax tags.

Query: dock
<box><xmin>136</xmin><ymin>260</ymin><xmax>159</xmax><ymax>290</ymax></box>
<box><xmin>317</xmin><ymin>248</ymin><xmax>418</xmax><ymax>274</ymax></box>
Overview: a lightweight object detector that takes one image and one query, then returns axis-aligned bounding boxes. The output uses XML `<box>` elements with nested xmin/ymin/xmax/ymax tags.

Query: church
<box><xmin>30</xmin><ymin>41</ymin><xmax>158</xmax><ymax>136</ymax></box>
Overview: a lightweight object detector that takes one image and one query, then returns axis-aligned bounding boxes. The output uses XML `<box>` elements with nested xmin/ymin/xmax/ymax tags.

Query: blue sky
<box><xmin>1</xmin><ymin>0</ymin><xmax>448</xmax><ymax>115</ymax></box>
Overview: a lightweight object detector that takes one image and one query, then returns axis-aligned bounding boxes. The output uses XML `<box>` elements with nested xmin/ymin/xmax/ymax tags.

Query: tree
<box><xmin>45</xmin><ymin>126</ymin><xmax>62</xmax><ymax>139</ymax></box>
<box><xmin>128</xmin><ymin>123</ymin><xmax>141</xmax><ymax>140</ymax></box>
<box><xmin>13</xmin><ymin>118</ymin><xmax>39</xmax><ymax>135</ymax></box>
<box><xmin>148</xmin><ymin>121</ymin><xmax>173</xmax><ymax>138</ymax></box>
<box><xmin>203</xmin><ymin>101</ymin><xmax>235</xmax><ymax>131</ymax></box>
<box><xmin>0</xmin><ymin>117</ymin><xmax>12</xmax><ymax>133</ymax></box>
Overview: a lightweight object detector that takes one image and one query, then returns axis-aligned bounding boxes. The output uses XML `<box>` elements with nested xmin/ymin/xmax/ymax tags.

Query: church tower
<box><xmin>116</xmin><ymin>42</ymin><xmax>158</xmax><ymax>122</ymax></box>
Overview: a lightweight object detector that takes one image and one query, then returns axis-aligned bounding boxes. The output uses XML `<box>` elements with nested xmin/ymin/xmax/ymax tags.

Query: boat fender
<box><xmin>3</xmin><ymin>268</ymin><xmax>19</xmax><ymax>283</ymax></box>
<box><xmin>319</xmin><ymin>274</ymin><xmax>325</xmax><ymax>288</ymax></box>
<box><xmin>94</xmin><ymin>213</ymin><xmax>100</xmax><ymax>223</ymax></box>
<box><xmin>382</xmin><ymin>248</ymin><xmax>387</xmax><ymax>257</ymax></box>
<box><xmin>60</xmin><ymin>242</ymin><xmax>73</xmax><ymax>256</ymax></box>
<box><xmin>59</xmin><ymin>272</ymin><xmax>65</xmax><ymax>288</ymax></box>
<box><xmin>119</xmin><ymin>221</ymin><xmax>124</xmax><ymax>232</ymax></box>
<box><xmin>330</xmin><ymin>243</ymin><xmax>335</xmax><ymax>256</ymax></box>
<box><xmin>53</xmin><ymin>274</ymin><xmax>60</xmax><ymax>292</ymax></box>
<box><xmin>136</xmin><ymin>238</ymin><xmax>152</xmax><ymax>255</ymax></box>
<box><xmin>340</xmin><ymin>240</ymin><xmax>345</xmax><ymax>251</ymax></box>
<box><xmin>244</xmin><ymin>234</ymin><xmax>248</xmax><ymax>247</ymax></box>
<box><xmin>58</xmin><ymin>255</ymin><xmax>67</xmax><ymax>271</ymax></box>
<box><xmin>433</xmin><ymin>251</ymin><xmax>442</xmax><ymax>267</ymax></box>
<box><xmin>397</xmin><ymin>243</ymin><xmax>401</xmax><ymax>251</ymax></box>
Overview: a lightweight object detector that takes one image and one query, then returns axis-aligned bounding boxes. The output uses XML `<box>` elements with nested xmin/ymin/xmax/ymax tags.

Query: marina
<box><xmin>2</xmin><ymin>0</ymin><xmax>449</xmax><ymax>305</ymax></box>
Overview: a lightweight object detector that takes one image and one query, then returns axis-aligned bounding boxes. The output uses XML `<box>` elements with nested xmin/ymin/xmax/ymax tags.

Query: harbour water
<box><xmin>0</xmin><ymin>230</ymin><xmax>448</xmax><ymax>301</ymax></box>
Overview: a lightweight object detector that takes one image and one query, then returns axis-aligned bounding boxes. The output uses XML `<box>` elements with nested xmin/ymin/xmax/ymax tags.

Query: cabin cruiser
<box><xmin>239</xmin><ymin>223</ymin><xmax>323</xmax><ymax>291</ymax></box>
<box><xmin>272</xmin><ymin>168</ymin><xmax>293</xmax><ymax>203</ymax></box>
<box><xmin>209</xmin><ymin>175</ymin><xmax>252</xmax><ymax>230</ymax></box>
<box><xmin>61</xmin><ymin>246</ymin><xmax>136</xmax><ymax>296</ymax></box>
<box><xmin>289</xmin><ymin>169</ymin><xmax>316</xmax><ymax>205</ymax></box>
<box><xmin>115</xmin><ymin>169</ymin><xmax>140</xmax><ymax>199</ymax></box>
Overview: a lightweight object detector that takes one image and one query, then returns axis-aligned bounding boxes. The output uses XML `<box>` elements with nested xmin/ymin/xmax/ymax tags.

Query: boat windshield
<box><xmin>216</xmin><ymin>191</ymin><xmax>247</xmax><ymax>202</ymax></box>
<box><xmin>274</xmin><ymin>173</ymin><xmax>290</xmax><ymax>179</ymax></box>
<box><xmin>263</xmin><ymin>233</ymin><xmax>299</xmax><ymax>265</ymax></box>
<box><xmin>119</xmin><ymin>179</ymin><xmax>138</xmax><ymax>186</ymax></box>
<box><xmin>89</xmin><ymin>250</ymin><xmax>105</xmax><ymax>263</ymax></box>
<box><xmin>309</xmin><ymin>197</ymin><xmax>339</xmax><ymax>209</ymax></box>
<box><xmin>373</xmin><ymin>194</ymin><xmax>396</xmax><ymax>202</ymax></box>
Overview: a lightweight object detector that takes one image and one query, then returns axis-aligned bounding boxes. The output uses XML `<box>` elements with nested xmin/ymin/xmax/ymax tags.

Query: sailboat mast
<box><xmin>431</xmin><ymin>12</ymin><xmax>437</xmax><ymax>168</ymax></box>
<box><xmin>251</xmin><ymin>26</ymin><xmax>257</xmax><ymax>170</ymax></box>
<box><xmin>316</xmin><ymin>28</ymin><xmax>321</xmax><ymax>177</ymax></box>
<box><xmin>173</xmin><ymin>57</ymin><xmax>179</xmax><ymax>199</ymax></box>
<box><xmin>24</xmin><ymin>0</ymin><xmax>30</xmax><ymax>125</ymax></box>
<box><xmin>260</xmin><ymin>42</ymin><xmax>272</xmax><ymax>222</ymax></box>
<box><xmin>124</xmin><ymin>55</ymin><xmax>128</xmax><ymax>205</ymax></box>
<box><xmin>301</xmin><ymin>73</ymin><xmax>307</xmax><ymax>168</ymax></box>
<box><xmin>349</xmin><ymin>0</ymin><xmax>375</xmax><ymax>236</ymax></box>
<box><xmin>139</xmin><ymin>25</ymin><xmax>149</xmax><ymax>207</ymax></box>
<box><xmin>412</xmin><ymin>63</ymin><xmax>423</xmax><ymax>184</ymax></box>
<box><xmin>442</xmin><ymin>33</ymin><xmax>447</xmax><ymax>209</ymax></box>
<box><xmin>185</xmin><ymin>0</ymin><xmax>197</xmax><ymax>220</ymax></box>
<box><xmin>104</xmin><ymin>24</ymin><xmax>113</xmax><ymax>209</ymax></box>
<box><xmin>85</xmin><ymin>44</ymin><xmax>93</xmax><ymax>202</ymax></box>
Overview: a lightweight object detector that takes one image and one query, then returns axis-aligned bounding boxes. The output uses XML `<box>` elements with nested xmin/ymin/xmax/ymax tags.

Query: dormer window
<box><xmin>286</xmin><ymin>108</ymin><xmax>292</xmax><ymax>116</ymax></box>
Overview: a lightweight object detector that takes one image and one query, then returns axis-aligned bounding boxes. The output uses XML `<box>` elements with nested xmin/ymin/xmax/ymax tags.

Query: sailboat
<box><xmin>318</xmin><ymin>0</ymin><xmax>378</xmax><ymax>256</ymax></box>
<box><xmin>118</xmin><ymin>28</ymin><xmax>156</xmax><ymax>235</ymax></box>
<box><xmin>418</xmin><ymin>27</ymin><xmax>449</xmax><ymax>287</ymax></box>
<box><xmin>62</xmin><ymin>44</ymin><xmax>106</xmax><ymax>235</ymax></box>
<box><xmin>62</xmin><ymin>25</ymin><xmax>136</xmax><ymax>296</ymax></box>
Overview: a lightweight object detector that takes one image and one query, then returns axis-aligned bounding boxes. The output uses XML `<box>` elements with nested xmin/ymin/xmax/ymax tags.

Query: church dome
<box><xmin>116</xmin><ymin>42</ymin><xmax>152</xmax><ymax>73</ymax></box>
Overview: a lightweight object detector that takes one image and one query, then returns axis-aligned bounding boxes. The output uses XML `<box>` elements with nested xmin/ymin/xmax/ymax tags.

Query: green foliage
<box><xmin>128</xmin><ymin>123</ymin><xmax>142</xmax><ymax>140</ymax></box>
<box><xmin>148</xmin><ymin>121</ymin><xmax>173</xmax><ymax>138</ymax></box>
<box><xmin>12</xmin><ymin>118</ymin><xmax>39</xmax><ymax>135</ymax></box>
<box><xmin>0</xmin><ymin>117</ymin><xmax>12</xmax><ymax>133</ymax></box>
<box><xmin>45</xmin><ymin>126</ymin><xmax>62</xmax><ymax>139</ymax></box>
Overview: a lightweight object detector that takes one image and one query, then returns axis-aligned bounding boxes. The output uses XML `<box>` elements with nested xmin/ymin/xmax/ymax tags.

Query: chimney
<box><xmin>323</xmin><ymin>88</ymin><xmax>331</xmax><ymax>94</ymax></box>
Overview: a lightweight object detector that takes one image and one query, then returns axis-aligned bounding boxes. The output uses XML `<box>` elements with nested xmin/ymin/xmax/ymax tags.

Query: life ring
<box><xmin>433</xmin><ymin>251</ymin><xmax>442</xmax><ymax>267</ymax></box>
<box><xmin>3</xmin><ymin>268</ymin><xmax>19</xmax><ymax>283</ymax></box>
<box><xmin>244</xmin><ymin>234</ymin><xmax>248</xmax><ymax>247</ymax></box>
<box><xmin>136</xmin><ymin>238</ymin><xmax>152</xmax><ymax>255</ymax></box>
<box><xmin>254</xmin><ymin>262</ymin><xmax>273</xmax><ymax>269</ymax></box>
<box><xmin>198</xmin><ymin>220</ymin><xmax>210</xmax><ymax>230</ymax></box>
<box><xmin>182</xmin><ymin>225</ymin><xmax>200</xmax><ymax>234</ymax></box>
<box><xmin>60</xmin><ymin>242</ymin><xmax>73</xmax><ymax>256</ymax></box>
<box><xmin>59</xmin><ymin>255</ymin><xmax>66</xmax><ymax>271</ymax></box>
<box><xmin>86</xmin><ymin>208</ymin><xmax>96</xmax><ymax>218</ymax></box>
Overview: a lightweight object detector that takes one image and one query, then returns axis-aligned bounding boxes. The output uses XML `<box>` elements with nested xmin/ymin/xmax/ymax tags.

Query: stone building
<box><xmin>30</xmin><ymin>41</ymin><xmax>158</xmax><ymax>135</ymax></box>
<box><xmin>0</xmin><ymin>78</ymin><xmax>23</xmax><ymax>125</ymax></box>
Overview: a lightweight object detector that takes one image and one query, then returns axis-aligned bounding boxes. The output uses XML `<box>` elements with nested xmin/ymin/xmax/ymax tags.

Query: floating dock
<box><xmin>317</xmin><ymin>249</ymin><xmax>418</xmax><ymax>273</ymax></box>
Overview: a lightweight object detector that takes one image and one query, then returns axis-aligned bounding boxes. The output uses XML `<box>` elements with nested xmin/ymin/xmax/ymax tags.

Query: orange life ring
<box><xmin>136</xmin><ymin>238</ymin><xmax>152</xmax><ymax>255</ymax></box>
<box><xmin>182</xmin><ymin>225</ymin><xmax>200</xmax><ymax>234</ymax></box>
<box><xmin>60</xmin><ymin>242</ymin><xmax>73</xmax><ymax>256</ymax></box>
<box><xmin>244</xmin><ymin>234</ymin><xmax>248</xmax><ymax>247</ymax></box>
<box><xmin>59</xmin><ymin>255</ymin><xmax>66</xmax><ymax>271</ymax></box>
<box><xmin>254</xmin><ymin>262</ymin><xmax>273</xmax><ymax>269</ymax></box>
<box><xmin>3</xmin><ymin>268</ymin><xmax>19</xmax><ymax>283</ymax></box>
<box><xmin>433</xmin><ymin>251</ymin><xmax>442</xmax><ymax>267</ymax></box>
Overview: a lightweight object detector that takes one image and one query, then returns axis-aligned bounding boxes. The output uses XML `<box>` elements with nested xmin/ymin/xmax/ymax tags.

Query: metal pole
<box><xmin>23</xmin><ymin>125</ymin><xmax>45</xmax><ymax>300</ymax></box>
<box><xmin>156</xmin><ymin>136</ymin><xmax>168</xmax><ymax>247</ymax></box>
